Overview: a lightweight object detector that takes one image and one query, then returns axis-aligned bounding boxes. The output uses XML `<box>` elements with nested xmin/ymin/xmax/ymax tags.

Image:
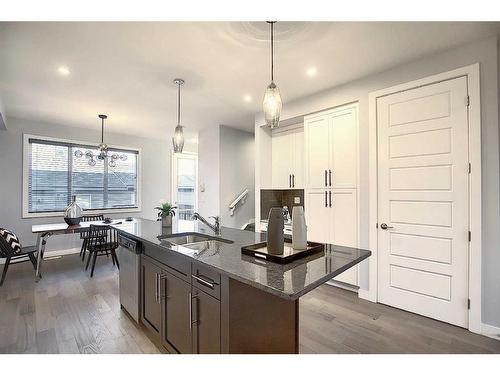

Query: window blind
<box><xmin>28</xmin><ymin>138</ymin><xmax>138</xmax><ymax>213</ymax></box>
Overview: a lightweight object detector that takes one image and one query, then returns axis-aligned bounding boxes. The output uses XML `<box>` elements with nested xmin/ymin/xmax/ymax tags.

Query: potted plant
<box><xmin>155</xmin><ymin>202</ymin><xmax>177</xmax><ymax>227</ymax></box>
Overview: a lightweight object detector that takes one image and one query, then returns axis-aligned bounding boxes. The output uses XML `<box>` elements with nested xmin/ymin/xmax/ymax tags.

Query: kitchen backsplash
<box><xmin>260</xmin><ymin>189</ymin><xmax>305</xmax><ymax>220</ymax></box>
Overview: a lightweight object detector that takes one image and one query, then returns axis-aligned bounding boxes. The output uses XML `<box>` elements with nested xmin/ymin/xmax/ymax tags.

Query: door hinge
<box><xmin>465</xmin><ymin>95</ymin><xmax>470</xmax><ymax>107</ymax></box>
<box><xmin>468</xmin><ymin>231</ymin><xmax>471</xmax><ymax>242</ymax></box>
<box><xmin>468</xmin><ymin>163</ymin><xmax>471</xmax><ymax>174</ymax></box>
<box><xmin>468</xmin><ymin>298</ymin><xmax>471</xmax><ymax>310</ymax></box>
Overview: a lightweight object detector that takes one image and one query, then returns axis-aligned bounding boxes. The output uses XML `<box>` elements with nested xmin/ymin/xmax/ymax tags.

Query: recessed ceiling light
<box><xmin>58</xmin><ymin>66</ymin><xmax>70</xmax><ymax>76</ymax></box>
<box><xmin>306</xmin><ymin>67</ymin><xmax>317</xmax><ymax>77</ymax></box>
<box><xmin>243</xmin><ymin>95</ymin><xmax>252</xmax><ymax>103</ymax></box>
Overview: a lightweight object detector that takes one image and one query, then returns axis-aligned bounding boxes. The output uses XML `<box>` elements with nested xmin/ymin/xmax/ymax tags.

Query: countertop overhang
<box><xmin>112</xmin><ymin>218</ymin><xmax>371</xmax><ymax>300</ymax></box>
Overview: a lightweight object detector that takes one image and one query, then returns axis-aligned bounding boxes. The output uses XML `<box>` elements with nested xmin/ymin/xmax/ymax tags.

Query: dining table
<box><xmin>31</xmin><ymin>218</ymin><xmax>126</xmax><ymax>281</ymax></box>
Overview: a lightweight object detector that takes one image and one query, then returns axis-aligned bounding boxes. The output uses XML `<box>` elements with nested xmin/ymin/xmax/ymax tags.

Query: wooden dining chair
<box><xmin>79</xmin><ymin>214</ymin><xmax>105</xmax><ymax>262</ymax></box>
<box><xmin>85</xmin><ymin>224</ymin><xmax>119</xmax><ymax>277</ymax></box>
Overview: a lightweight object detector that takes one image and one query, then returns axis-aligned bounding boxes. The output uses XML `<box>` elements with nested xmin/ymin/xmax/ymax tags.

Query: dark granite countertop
<box><xmin>112</xmin><ymin>218</ymin><xmax>371</xmax><ymax>300</ymax></box>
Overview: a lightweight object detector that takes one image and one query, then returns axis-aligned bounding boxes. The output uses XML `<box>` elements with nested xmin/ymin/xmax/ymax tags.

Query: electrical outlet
<box><xmin>294</xmin><ymin>197</ymin><xmax>301</xmax><ymax>204</ymax></box>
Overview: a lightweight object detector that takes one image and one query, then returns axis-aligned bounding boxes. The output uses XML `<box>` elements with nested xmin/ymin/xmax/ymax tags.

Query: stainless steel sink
<box><xmin>160</xmin><ymin>233</ymin><xmax>234</xmax><ymax>248</ymax></box>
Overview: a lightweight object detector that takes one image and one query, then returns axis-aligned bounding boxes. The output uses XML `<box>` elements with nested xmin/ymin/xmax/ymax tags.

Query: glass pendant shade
<box><xmin>263</xmin><ymin>81</ymin><xmax>282</xmax><ymax>129</ymax></box>
<box><xmin>172</xmin><ymin>124</ymin><xmax>184</xmax><ymax>153</ymax></box>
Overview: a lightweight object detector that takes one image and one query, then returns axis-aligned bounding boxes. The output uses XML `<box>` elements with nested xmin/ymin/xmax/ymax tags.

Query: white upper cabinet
<box><xmin>305</xmin><ymin>105</ymin><xmax>358</xmax><ymax>189</ymax></box>
<box><xmin>271</xmin><ymin>128</ymin><xmax>304</xmax><ymax>189</ymax></box>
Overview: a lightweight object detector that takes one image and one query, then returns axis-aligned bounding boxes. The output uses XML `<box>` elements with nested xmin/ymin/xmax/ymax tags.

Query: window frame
<box><xmin>171</xmin><ymin>151</ymin><xmax>198</xmax><ymax>220</ymax></box>
<box><xmin>22</xmin><ymin>133</ymin><xmax>142</xmax><ymax>218</ymax></box>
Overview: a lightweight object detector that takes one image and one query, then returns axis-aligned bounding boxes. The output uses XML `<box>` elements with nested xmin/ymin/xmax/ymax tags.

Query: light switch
<box><xmin>294</xmin><ymin>197</ymin><xmax>301</xmax><ymax>204</ymax></box>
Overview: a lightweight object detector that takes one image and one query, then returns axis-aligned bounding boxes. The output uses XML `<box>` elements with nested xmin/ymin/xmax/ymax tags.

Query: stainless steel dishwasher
<box><xmin>117</xmin><ymin>234</ymin><xmax>141</xmax><ymax>323</ymax></box>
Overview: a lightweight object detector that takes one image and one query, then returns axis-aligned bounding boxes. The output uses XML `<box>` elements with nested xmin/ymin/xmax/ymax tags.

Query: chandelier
<box><xmin>172</xmin><ymin>78</ymin><xmax>185</xmax><ymax>153</ymax></box>
<box><xmin>263</xmin><ymin>21</ymin><xmax>282</xmax><ymax>129</ymax></box>
<box><xmin>74</xmin><ymin>114</ymin><xmax>127</xmax><ymax>168</ymax></box>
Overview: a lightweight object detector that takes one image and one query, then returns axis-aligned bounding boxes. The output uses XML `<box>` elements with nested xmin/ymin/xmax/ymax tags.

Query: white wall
<box><xmin>255</xmin><ymin>35</ymin><xmax>500</xmax><ymax>328</ymax></box>
<box><xmin>0</xmin><ymin>116</ymin><xmax>171</xmax><ymax>252</ymax></box>
<box><xmin>198</xmin><ymin>124</ymin><xmax>255</xmax><ymax>229</ymax></box>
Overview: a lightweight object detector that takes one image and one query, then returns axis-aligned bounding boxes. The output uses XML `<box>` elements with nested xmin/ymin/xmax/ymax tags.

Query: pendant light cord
<box><xmin>177</xmin><ymin>81</ymin><xmax>181</xmax><ymax>126</ymax></box>
<box><xmin>270</xmin><ymin>21</ymin><xmax>274</xmax><ymax>82</ymax></box>
<box><xmin>101</xmin><ymin>117</ymin><xmax>104</xmax><ymax>143</ymax></box>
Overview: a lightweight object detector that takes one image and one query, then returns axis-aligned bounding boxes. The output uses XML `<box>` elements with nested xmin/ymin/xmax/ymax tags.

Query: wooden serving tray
<box><xmin>241</xmin><ymin>238</ymin><xmax>325</xmax><ymax>264</ymax></box>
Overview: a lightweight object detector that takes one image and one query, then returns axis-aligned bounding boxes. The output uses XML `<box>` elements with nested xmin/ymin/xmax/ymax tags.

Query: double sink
<box><xmin>158</xmin><ymin>233</ymin><xmax>234</xmax><ymax>253</ymax></box>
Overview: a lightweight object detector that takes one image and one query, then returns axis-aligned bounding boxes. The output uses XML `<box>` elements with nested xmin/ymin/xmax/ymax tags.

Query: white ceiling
<box><xmin>0</xmin><ymin>22</ymin><xmax>499</xmax><ymax>139</ymax></box>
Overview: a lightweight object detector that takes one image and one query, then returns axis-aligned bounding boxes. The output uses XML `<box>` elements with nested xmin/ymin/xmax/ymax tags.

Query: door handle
<box><xmin>329</xmin><ymin>170</ymin><xmax>332</xmax><ymax>186</ymax></box>
<box><xmin>329</xmin><ymin>191</ymin><xmax>332</xmax><ymax>207</ymax></box>
<box><xmin>380</xmin><ymin>223</ymin><xmax>394</xmax><ymax>230</ymax></box>
<box><xmin>325</xmin><ymin>191</ymin><xmax>328</xmax><ymax>207</ymax></box>
<box><xmin>324</xmin><ymin>170</ymin><xmax>327</xmax><ymax>186</ymax></box>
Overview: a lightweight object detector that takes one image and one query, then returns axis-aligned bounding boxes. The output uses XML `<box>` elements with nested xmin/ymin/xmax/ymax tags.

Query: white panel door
<box><xmin>305</xmin><ymin>115</ymin><xmax>330</xmax><ymax>189</ymax></box>
<box><xmin>272</xmin><ymin>132</ymin><xmax>293</xmax><ymax>188</ymax></box>
<box><xmin>331</xmin><ymin>189</ymin><xmax>358</xmax><ymax>285</ymax></box>
<box><xmin>292</xmin><ymin>131</ymin><xmax>304</xmax><ymax>188</ymax></box>
<box><xmin>330</xmin><ymin>109</ymin><xmax>357</xmax><ymax>188</ymax></box>
<box><xmin>377</xmin><ymin>76</ymin><xmax>469</xmax><ymax>327</ymax></box>
<box><xmin>305</xmin><ymin>190</ymin><xmax>330</xmax><ymax>244</ymax></box>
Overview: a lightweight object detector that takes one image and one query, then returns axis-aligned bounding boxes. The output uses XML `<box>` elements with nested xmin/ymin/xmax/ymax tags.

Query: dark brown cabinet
<box><xmin>161</xmin><ymin>270</ymin><xmax>192</xmax><ymax>353</ymax></box>
<box><xmin>141</xmin><ymin>256</ymin><xmax>162</xmax><ymax>336</ymax></box>
<box><xmin>192</xmin><ymin>287</ymin><xmax>221</xmax><ymax>354</ymax></box>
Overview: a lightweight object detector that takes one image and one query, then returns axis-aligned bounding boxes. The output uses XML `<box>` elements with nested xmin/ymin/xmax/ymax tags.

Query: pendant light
<box><xmin>263</xmin><ymin>21</ymin><xmax>282</xmax><ymax>129</ymax></box>
<box><xmin>74</xmin><ymin>114</ymin><xmax>127</xmax><ymax>167</ymax></box>
<box><xmin>172</xmin><ymin>78</ymin><xmax>185</xmax><ymax>153</ymax></box>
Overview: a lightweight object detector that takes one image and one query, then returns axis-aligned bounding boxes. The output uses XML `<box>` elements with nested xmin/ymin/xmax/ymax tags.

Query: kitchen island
<box><xmin>112</xmin><ymin>218</ymin><xmax>370</xmax><ymax>354</ymax></box>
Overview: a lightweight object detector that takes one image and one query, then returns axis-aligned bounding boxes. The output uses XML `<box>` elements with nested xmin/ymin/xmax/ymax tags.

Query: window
<box><xmin>172</xmin><ymin>152</ymin><xmax>197</xmax><ymax>220</ymax></box>
<box><xmin>23</xmin><ymin>135</ymin><xmax>140</xmax><ymax>217</ymax></box>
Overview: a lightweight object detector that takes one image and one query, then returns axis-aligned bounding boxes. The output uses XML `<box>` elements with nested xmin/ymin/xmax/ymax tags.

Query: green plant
<box><xmin>155</xmin><ymin>202</ymin><xmax>177</xmax><ymax>218</ymax></box>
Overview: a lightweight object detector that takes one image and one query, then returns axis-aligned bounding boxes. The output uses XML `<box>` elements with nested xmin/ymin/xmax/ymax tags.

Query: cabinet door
<box><xmin>141</xmin><ymin>257</ymin><xmax>162</xmax><ymax>335</ymax></box>
<box><xmin>272</xmin><ymin>132</ymin><xmax>293</xmax><ymax>188</ymax></box>
<box><xmin>305</xmin><ymin>115</ymin><xmax>330</xmax><ymax>189</ymax></box>
<box><xmin>292</xmin><ymin>131</ymin><xmax>304</xmax><ymax>188</ymax></box>
<box><xmin>192</xmin><ymin>288</ymin><xmax>221</xmax><ymax>354</ymax></box>
<box><xmin>330</xmin><ymin>109</ymin><xmax>357</xmax><ymax>188</ymax></box>
<box><xmin>305</xmin><ymin>190</ymin><xmax>331</xmax><ymax>243</ymax></box>
<box><xmin>331</xmin><ymin>189</ymin><xmax>358</xmax><ymax>286</ymax></box>
<box><xmin>161</xmin><ymin>271</ymin><xmax>192</xmax><ymax>353</ymax></box>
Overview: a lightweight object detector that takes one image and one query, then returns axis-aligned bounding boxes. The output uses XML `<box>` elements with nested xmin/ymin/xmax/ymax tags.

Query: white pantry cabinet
<box><xmin>304</xmin><ymin>105</ymin><xmax>358</xmax><ymax>189</ymax></box>
<box><xmin>305</xmin><ymin>188</ymin><xmax>358</xmax><ymax>286</ymax></box>
<box><xmin>271</xmin><ymin>128</ymin><xmax>304</xmax><ymax>189</ymax></box>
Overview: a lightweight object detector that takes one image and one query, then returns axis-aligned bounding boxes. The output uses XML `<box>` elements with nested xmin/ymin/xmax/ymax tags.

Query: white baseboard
<box><xmin>482</xmin><ymin>323</ymin><xmax>500</xmax><ymax>341</ymax></box>
<box><xmin>326</xmin><ymin>280</ymin><xmax>358</xmax><ymax>293</ymax></box>
<box><xmin>0</xmin><ymin>247</ymin><xmax>80</xmax><ymax>264</ymax></box>
<box><xmin>358</xmin><ymin>288</ymin><xmax>372</xmax><ymax>301</ymax></box>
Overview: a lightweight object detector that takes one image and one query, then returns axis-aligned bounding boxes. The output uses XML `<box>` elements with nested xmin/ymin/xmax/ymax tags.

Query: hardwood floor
<box><xmin>1</xmin><ymin>254</ymin><xmax>499</xmax><ymax>354</ymax></box>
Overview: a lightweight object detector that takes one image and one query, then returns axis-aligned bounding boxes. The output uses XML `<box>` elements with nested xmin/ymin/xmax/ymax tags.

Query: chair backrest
<box><xmin>0</xmin><ymin>231</ymin><xmax>19</xmax><ymax>258</ymax></box>
<box><xmin>87</xmin><ymin>224</ymin><xmax>118</xmax><ymax>251</ymax></box>
<box><xmin>82</xmin><ymin>214</ymin><xmax>104</xmax><ymax>222</ymax></box>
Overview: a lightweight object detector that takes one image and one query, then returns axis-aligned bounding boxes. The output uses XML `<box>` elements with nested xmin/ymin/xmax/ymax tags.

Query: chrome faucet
<box><xmin>191</xmin><ymin>212</ymin><xmax>221</xmax><ymax>235</ymax></box>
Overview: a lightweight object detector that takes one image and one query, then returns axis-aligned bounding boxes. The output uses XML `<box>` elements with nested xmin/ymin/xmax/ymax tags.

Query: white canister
<box><xmin>292</xmin><ymin>206</ymin><xmax>307</xmax><ymax>250</ymax></box>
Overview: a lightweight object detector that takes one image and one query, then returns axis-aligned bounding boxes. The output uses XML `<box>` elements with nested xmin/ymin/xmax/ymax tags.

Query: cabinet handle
<box><xmin>289</xmin><ymin>174</ymin><xmax>292</xmax><ymax>188</ymax></box>
<box><xmin>155</xmin><ymin>273</ymin><xmax>160</xmax><ymax>303</ymax></box>
<box><xmin>329</xmin><ymin>191</ymin><xmax>332</xmax><ymax>207</ymax></box>
<box><xmin>188</xmin><ymin>292</ymin><xmax>192</xmax><ymax>333</ymax></box>
<box><xmin>329</xmin><ymin>170</ymin><xmax>332</xmax><ymax>186</ymax></box>
<box><xmin>292</xmin><ymin>174</ymin><xmax>295</xmax><ymax>188</ymax></box>
<box><xmin>325</xmin><ymin>191</ymin><xmax>328</xmax><ymax>207</ymax></box>
<box><xmin>324</xmin><ymin>170</ymin><xmax>327</xmax><ymax>186</ymax></box>
<box><xmin>159</xmin><ymin>274</ymin><xmax>168</xmax><ymax>300</ymax></box>
<box><xmin>192</xmin><ymin>274</ymin><xmax>217</xmax><ymax>289</ymax></box>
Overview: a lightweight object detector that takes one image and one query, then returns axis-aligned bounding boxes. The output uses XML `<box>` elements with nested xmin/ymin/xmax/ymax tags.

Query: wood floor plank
<box><xmin>1</xmin><ymin>253</ymin><xmax>499</xmax><ymax>354</ymax></box>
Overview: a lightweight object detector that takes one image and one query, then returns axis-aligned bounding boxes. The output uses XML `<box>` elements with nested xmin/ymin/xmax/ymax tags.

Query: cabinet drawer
<box><xmin>191</xmin><ymin>263</ymin><xmax>221</xmax><ymax>300</ymax></box>
<box><xmin>143</xmin><ymin>242</ymin><xmax>190</xmax><ymax>281</ymax></box>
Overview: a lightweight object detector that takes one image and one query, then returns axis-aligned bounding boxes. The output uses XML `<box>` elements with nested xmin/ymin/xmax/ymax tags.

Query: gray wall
<box><xmin>255</xmin><ymin>35</ymin><xmax>500</xmax><ymax>327</ymax></box>
<box><xmin>0</xmin><ymin>116</ymin><xmax>171</xmax><ymax>252</ymax></box>
<box><xmin>198</xmin><ymin>124</ymin><xmax>255</xmax><ymax>229</ymax></box>
<box><xmin>219</xmin><ymin>125</ymin><xmax>254</xmax><ymax>229</ymax></box>
<box><xmin>198</xmin><ymin>124</ymin><xmax>220</xmax><ymax>218</ymax></box>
